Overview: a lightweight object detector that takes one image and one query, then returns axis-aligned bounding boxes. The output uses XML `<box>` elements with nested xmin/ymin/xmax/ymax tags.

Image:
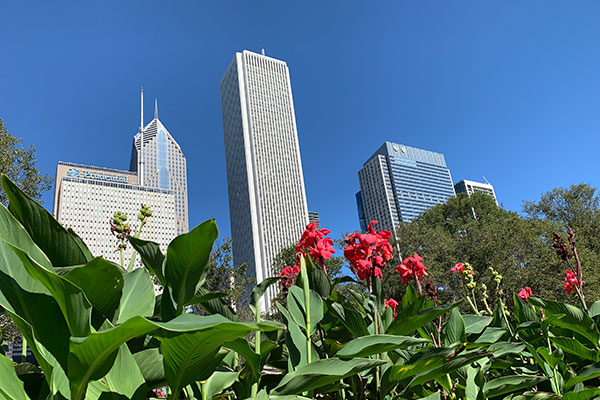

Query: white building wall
<box><xmin>220</xmin><ymin>50</ymin><xmax>309</xmax><ymax>312</ymax></box>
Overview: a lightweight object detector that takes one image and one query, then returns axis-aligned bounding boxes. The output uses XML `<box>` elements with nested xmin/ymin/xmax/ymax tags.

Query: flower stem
<box><xmin>251</xmin><ymin>296</ymin><xmax>261</xmax><ymax>397</ymax></box>
<box><xmin>127</xmin><ymin>220</ymin><xmax>146</xmax><ymax>272</ymax></box>
<box><xmin>300</xmin><ymin>257</ymin><xmax>312</xmax><ymax>363</ymax></box>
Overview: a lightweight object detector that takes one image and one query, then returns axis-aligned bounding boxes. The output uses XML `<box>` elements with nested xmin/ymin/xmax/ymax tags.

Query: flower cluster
<box><xmin>278</xmin><ymin>265</ymin><xmax>301</xmax><ymax>293</ymax></box>
<box><xmin>552</xmin><ymin>232</ymin><xmax>571</xmax><ymax>262</ymax></box>
<box><xmin>297</xmin><ymin>221</ymin><xmax>336</xmax><ymax>271</ymax></box>
<box><xmin>278</xmin><ymin>222</ymin><xmax>335</xmax><ymax>292</ymax></box>
<box><xmin>396</xmin><ymin>254</ymin><xmax>428</xmax><ymax>284</ymax></box>
<box><xmin>344</xmin><ymin>220</ymin><xmax>393</xmax><ymax>282</ymax></box>
<box><xmin>564</xmin><ymin>270</ymin><xmax>580</xmax><ymax>295</ymax></box>
<box><xmin>384</xmin><ymin>298</ymin><xmax>399</xmax><ymax>317</ymax></box>
<box><xmin>518</xmin><ymin>287</ymin><xmax>533</xmax><ymax>301</ymax></box>
<box><xmin>451</xmin><ymin>262</ymin><xmax>476</xmax><ymax>289</ymax></box>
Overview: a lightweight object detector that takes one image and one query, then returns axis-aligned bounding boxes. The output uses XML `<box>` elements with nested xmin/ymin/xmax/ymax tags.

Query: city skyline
<box><xmin>220</xmin><ymin>50</ymin><xmax>309</xmax><ymax>311</ymax></box>
<box><xmin>3</xmin><ymin>2</ymin><xmax>600</xmax><ymax>244</ymax></box>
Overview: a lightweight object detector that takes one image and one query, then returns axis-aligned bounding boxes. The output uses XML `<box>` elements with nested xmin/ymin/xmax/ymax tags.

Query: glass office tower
<box><xmin>356</xmin><ymin>142</ymin><xmax>455</xmax><ymax>233</ymax></box>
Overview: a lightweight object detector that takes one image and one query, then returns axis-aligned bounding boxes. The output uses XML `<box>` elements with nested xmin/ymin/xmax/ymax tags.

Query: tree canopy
<box><xmin>0</xmin><ymin>118</ymin><xmax>52</xmax><ymax>204</ymax></box>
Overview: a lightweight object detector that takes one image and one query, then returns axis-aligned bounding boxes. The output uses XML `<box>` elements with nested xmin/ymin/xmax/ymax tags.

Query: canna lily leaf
<box><xmin>483</xmin><ymin>375</ymin><xmax>548</xmax><ymax>398</ymax></box>
<box><xmin>336</xmin><ymin>335</ymin><xmax>429</xmax><ymax>359</ymax></box>
<box><xmin>0</xmin><ymin>354</ymin><xmax>31</xmax><ymax>400</ymax></box>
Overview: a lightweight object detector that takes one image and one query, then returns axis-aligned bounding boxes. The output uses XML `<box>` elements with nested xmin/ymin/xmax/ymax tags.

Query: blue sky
<box><xmin>1</xmin><ymin>2</ymin><xmax>599</xmax><ymax>242</ymax></box>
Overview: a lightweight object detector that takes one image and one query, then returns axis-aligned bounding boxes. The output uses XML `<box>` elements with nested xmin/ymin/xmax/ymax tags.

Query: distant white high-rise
<box><xmin>220</xmin><ymin>50</ymin><xmax>309</xmax><ymax>312</ymax></box>
<box><xmin>454</xmin><ymin>179</ymin><xmax>498</xmax><ymax>205</ymax></box>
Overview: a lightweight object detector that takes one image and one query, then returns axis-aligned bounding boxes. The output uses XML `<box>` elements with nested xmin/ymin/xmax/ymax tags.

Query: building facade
<box><xmin>53</xmin><ymin>161</ymin><xmax>176</xmax><ymax>267</ymax></box>
<box><xmin>454</xmin><ymin>179</ymin><xmax>498</xmax><ymax>205</ymax></box>
<box><xmin>308</xmin><ymin>211</ymin><xmax>321</xmax><ymax>230</ymax></box>
<box><xmin>220</xmin><ymin>50</ymin><xmax>309</xmax><ymax>311</ymax></box>
<box><xmin>356</xmin><ymin>142</ymin><xmax>455</xmax><ymax>233</ymax></box>
<box><xmin>129</xmin><ymin>103</ymin><xmax>189</xmax><ymax>235</ymax></box>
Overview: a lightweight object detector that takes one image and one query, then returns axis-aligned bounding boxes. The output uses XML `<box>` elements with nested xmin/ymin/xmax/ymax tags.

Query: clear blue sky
<box><xmin>1</xmin><ymin>2</ymin><xmax>599</xmax><ymax>242</ymax></box>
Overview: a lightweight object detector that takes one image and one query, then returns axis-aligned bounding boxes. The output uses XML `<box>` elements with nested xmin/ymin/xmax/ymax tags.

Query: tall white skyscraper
<box><xmin>220</xmin><ymin>50</ymin><xmax>309</xmax><ymax>311</ymax></box>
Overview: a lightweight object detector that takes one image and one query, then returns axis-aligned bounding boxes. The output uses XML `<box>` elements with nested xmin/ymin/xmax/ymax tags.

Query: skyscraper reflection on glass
<box><xmin>356</xmin><ymin>142</ymin><xmax>455</xmax><ymax>233</ymax></box>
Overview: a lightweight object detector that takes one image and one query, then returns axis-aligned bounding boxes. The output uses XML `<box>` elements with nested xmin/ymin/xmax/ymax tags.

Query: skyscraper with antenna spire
<box><xmin>129</xmin><ymin>91</ymin><xmax>189</xmax><ymax>234</ymax></box>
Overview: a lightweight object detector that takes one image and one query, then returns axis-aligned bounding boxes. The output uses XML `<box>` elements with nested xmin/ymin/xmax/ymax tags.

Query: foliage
<box><xmin>0</xmin><ymin>118</ymin><xmax>52</xmax><ymax>204</ymax></box>
<box><xmin>3</xmin><ymin>175</ymin><xmax>600</xmax><ymax>399</ymax></box>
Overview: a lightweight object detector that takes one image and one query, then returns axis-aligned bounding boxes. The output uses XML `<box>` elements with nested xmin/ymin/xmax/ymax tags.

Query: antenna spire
<box><xmin>154</xmin><ymin>98</ymin><xmax>158</xmax><ymax>119</ymax></box>
<box><xmin>139</xmin><ymin>87</ymin><xmax>145</xmax><ymax>186</ymax></box>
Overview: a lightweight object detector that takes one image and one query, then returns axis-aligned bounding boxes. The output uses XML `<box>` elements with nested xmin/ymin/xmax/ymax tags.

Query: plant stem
<box><xmin>119</xmin><ymin>241</ymin><xmax>124</xmax><ymax>269</ymax></box>
<box><xmin>251</xmin><ymin>297</ymin><xmax>261</xmax><ymax>397</ymax></box>
<box><xmin>201</xmin><ymin>380</ymin><xmax>207</xmax><ymax>400</ymax></box>
<box><xmin>127</xmin><ymin>220</ymin><xmax>145</xmax><ymax>272</ymax></box>
<box><xmin>300</xmin><ymin>257</ymin><xmax>312</xmax><ymax>364</ymax></box>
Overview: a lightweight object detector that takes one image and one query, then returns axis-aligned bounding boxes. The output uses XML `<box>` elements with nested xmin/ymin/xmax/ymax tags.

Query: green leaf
<box><xmin>276</xmin><ymin>303</ymin><xmax>316</xmax><ymax>371</ymax></box>
<box><xmin>245</xmin><ymin>395</ymin><xmax>312</xmax><ymax>400</ymax></box>
<box><xmin>388</xmin><ymin>346</ymin><xmax>460</xmax><ymax>382</ymax></box>
<box><xmin>514</xmin><ymin>295</ymin><xmax>540</xmax><ymax>323</ymax></box>
<box><xmin>563</xmin><ymin>389</ymin><xmax>600</xmax><ymax>400</ymax></box>
<box><xmin>60</xmin><ymin>258</ymin><xmax>124</xmax><ymax>323</ymax></box>
<box><xmin>386</xmin><ymin>301</ymin><xmax>461</xmax><ymax>335</ymax></box>
<box><xmin>465</xmin><ymin>365</ymin><xmax>482</xmax><ymax>400</ymax></box>
<box><xmin>67</xmin><ymin>313</ymin><xmax>278</xmax><ymax>400</ymax></box>
<box><xmin>250</xmin><ymin>277</ymin><xmax>280</xmax><ymax>315</ymax></box>
<box><xmin>115</xmin><ymin>268</ymin><xmax>155</xmax><ymax>324</ymax></box>
<box><xmin>224</xmin><ymin>338</ymin><xmax>261</xmax><ymax>380</ymax></box>
<box><xmin>551</xmin><ymin>336</ymin><xmax>598</xmax><ymax>362</ymax></box>
<box><xmin>443</xmin><ymin>308</ymin><xmax>466</xmax><ymax>346</ymax></box>
<box><xmin>1</xmin><ymin>174</ymin><xmax>92</xmax><ymax>267</ymax></box>
<box><xmin>483</xmin><ymin>375</ymin><xmax>548</xmax><ymax>398</ymax></box>
<box><xmin>194</xmin><ymin>287</ymin><xmax>238</xmax><ymax>321</ymax></box>
<box><xmin>287</xmin><ymin>286</ymin><xmax>323</xmax><ymax>330</ymax></box>
<box><xmin>94</xmin><ymin>344</ymin><xmax>146</xmax><ymax>399</ymax></box>
<box><xmin>133</xmin><ymin>348</ymin><xmax>165</xmax><ymax>388</ymax></box>
<box><xmin>8</xmin><ymin>244</ymin><xmax>92</xmax><ymax>337</ymax></box>
<box><xmin>588</xmin><ymin>301</ymin><xmax>600</xmax><ymax>319</ymax></box>
<box><xmin>336</xmin><ymin>335</ymin><xmax>429</xmax><ymax>359</ymax></box>
<box><xmin>202</xmin><ymin>370</ymin><xmax>239</xmax><ymax>399</ymax></box>
<box><xmin>406</xmin><ymin>351</ymin><xmax>488</xmax><ymax>389</ymax></box>
<box><xmin>463</xmin><ymin>315</ymin><xmax>492</xmax><ymax>335</ymax></box>
<box><xmin>272</xmin><ymin>358</ymin><xmax>386</xmax><ymax>395</ymax></box>
<box><xmin>487</xmin><ymin>342</ymin><xmax>526</xmax><ymax>357</ymax></box>
<box><xmin>127</xmin><ymin>236</ymin><xmax>166</xmax><ymax>284</ymax></box>
<box><xmin>475</xmin><ymin>327</ymin><xmax>506</xmax><ymax>343</ymax></box>
<box><xmin>327</xmin><ymin>301</ymin><xmax>370</xmax><ymax>337</ymax></box>
<box><xmin>419</xmin><ymin>392</ymin><xmax>441</xmax><ymax>400</ymax></box>
<box><xmin>296</xmin><ymin>256</ymin><xmax>331</xmax><ymax>298</ymax></box>
<box><xmin>0</xmin><ymin>354</ymin><xmax>31</xmax><ymax>400</ymax></box>
<box><xmin>165</xmin><ymin>220</ymin><xmax>218</xmax><ymax>313</ymax></box>
<box><xmin>512</xmin><ymin>392</ymin><xmax>562</xmax><ymax>400</ymax></box>
<box><xmin>528</xmin><ymin>297</ymin><xmax>600</xmax><ymax>347</ymax></box>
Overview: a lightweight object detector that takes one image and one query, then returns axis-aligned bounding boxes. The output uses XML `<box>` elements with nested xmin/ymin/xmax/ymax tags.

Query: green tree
<box><xmin>205</xmin><ymin>237</ymin><xmax>255</xmax><ymax>310</ymax></box>
<box><xmin>386</xmin><ymin>193</ymin><xmax>566</xmax><ymax>308</ymax></box>
<box><xmin>0</xmin><ymin>118</ymin><xmax>52</xmax><ymax>204</ymax></box>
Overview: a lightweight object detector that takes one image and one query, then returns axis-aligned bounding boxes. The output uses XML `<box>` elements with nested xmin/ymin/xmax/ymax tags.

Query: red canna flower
<box><xmin>278</xmin><ymin>265</ymin><xmax>301</xmax><ymax>292</ymax></box>
<box><xmin>518</xmin><ymin>287</ymin><xmax>533</xmax><ymax>301</ymax></box>
<box><xmin>297</xmin><ymin>221</ymin><xmax>336</xmax><ymax>271</ymax></box>
<box><xmin>344</xmin><ymin>220</ymin><xmax>394</xmax><ymax>283</ymax></box>
<box><xmin>450</xmin><ymin>262</ymin><xmax>465</xmax><ymax>274</ymax></box>
<box><xmin>396</xmin><ymin>253</ymin><xmax>428</xmax><ymax>284</ymax></box>
<box><xmin>564</xmin><ymin>270</ymin><xmax>580</xmax><ymax>295</ymax></box>
<box><xmin>385</xmin><ymin>298</ymin><xmax>399</xmax><ymax>317</ymax></box>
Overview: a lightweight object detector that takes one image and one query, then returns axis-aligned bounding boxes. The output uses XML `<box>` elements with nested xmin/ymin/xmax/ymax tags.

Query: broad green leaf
<box><xmin>388</xmin><ymin>346</ymin><xmax>460</xmax><ymax>382</ymax></box>
<box><xmin>186</xmin><ymin>292</ymin><xmax>228</xmax><ymax>306</ymax></box>
<box><xmin>463</xmin><ymin>315</ymin><xmax>492</xmax><ymax>335</ymax></box>
<box><xmin>246</xmin><ymin>395</ymin><xmax>312</xmax><ymax>400</ymax></box>
<box><xmin>565</xmin><ymin>364</ymin><xmax>600</xmax><ymax>390</ymax></box>
<box><xmin>276</xmin><ymin>303</ymin><xmax>317</xmax><ymax>371</ymax></box>
<box><xmin>0</xmin><ymin>271</ymin><xmax>71</xmax><ymax>370</ymax></box>
<box><xmin>296</xmin><ymin>256</ymin><xmax>331</xmax><ymax>298</ymax></box>
<box><xmin>551</xmin><ymin>336</ymin><xmax>598</xmax><ymax>362</ymax></box>
<box><xmin>127</xmin><ymin>236</ymin><xmax>165</xmax><ymax>284</ymax></box>
<box><xmin>328</xmin><ymin>301</ymin><xmax>370</xmax><ymax>337</ymax></box>
<box><xmin>9</xmin><ymin>245</ymin><xmax>92</xmax><ymax>337</ymax></box>
<box><xmin>419</xmin><ymin>393</ymin><xmax>441</xmax><ymax>400</ymax></box>
<box><xmin>272</xmin><ymin>358</ymin><xmax>386</xmax><ymax>395</ymax></box>
<box><xmin>224</xmin><ymin>338</ymin><xmax>261</xmax><ymax>380</ymax></box>
<box><xmin>92</xmin><ymin>344</ymin><xmax>146</xmax><ymax>399</ymax></box>
<box><xmin>487</xmin><ymin>342</ymin><xmax>526</xmax><ymax>357</ymax></box>
<box><xmin>588</xmin><ymin>301</ymin><xmax>600</xmax><ymax>319</ymax></box>
<box><xmin>115</xmin><ymin>268</ymin><xmax>155</xmax><ymax>324</ymax></box>
<box><xmin>165</xmin><ymin>220</ymin><xmax>218</xmax><ymax>313</ymax></box>
<box><xmin>529</xmin><ymin>297</ymin><xmax>600</xmax><ymax>347</ymax></box>
<box><xmin>203</xmin><ymin>370</ymin><xmax>239</xmax><ymax>399</ymax></box>
<box><xmin>194</xmin><ymin>287</ymin><xmax>237</xmax><ymax>321</ymax></box>
<box><xmin>386</xmin><ymin>301</ymin><xmax>461</xmax><ymax>336</ymax></box>
<box><xmin>336</xmin><ymin>335</ymin><xmax>428</xmax><ymax>359</ymax></box>
<box><xmin>443</xmin><ymin>308</ymin><xmax>465</xmax><ymax>346</ymax></box>
<box><xmin>465</xmin><ymin>365</ymin><xmax>482</xmax><ymax>400</ymax></box>
<box><xmin>1</xmin><ymin>174</ymin><xmax>92</xmax><ymax>266</ymax></box>
<box><xmin>68</xmin><ymin>313</ymin><xmax>279</xmax><ymax>400</ymax></box>
<box><xmin>514</xmin><ymin>295</ymin><xmax>540</xmax><ymax>323</ymax></box>
<box><xmin>406</xmin><ymin>351</ymin><xmax>488</xmax><ymax>389</ymax></box>
<box><xmin>133</xmin><ymin>348</ymin><xmax>165</xmax><ymax>388</ymax></box>
<box><xmin>513</xmin><ymin>392</ymin><xmax>562</xmax><ymax>400</ymax></box>
<box><xmin>563</xmin><ymin>390</ymin><xmax>600</xmax><ymax>400</ymax></box>
<box><xmin>483</xmin><ymin>375</ymin><xmax>548</xmax><ymax>398</ymax></box>
<box><xmin>287</xmin><ymin>286</ymin><xmax>323</xmax><ymax>330</ymax></box>
<box><xmin>0</xmin><ymin>354</ymin><xmax>31</xmax><ymax>400</ymax></box>
<box><xmin>60</xmin><ymin>258</ymin><xmax>124</xmax><ymax>322</ymax></box>
<box><xmin>250</xmin><ymin>277</ymin><xmax>280</xmax><ymax>315</ymax></box>
<box><xmin>475</xmin><ymin>327</ymin><xmax>506</xmax><ymax>343</ymax></box>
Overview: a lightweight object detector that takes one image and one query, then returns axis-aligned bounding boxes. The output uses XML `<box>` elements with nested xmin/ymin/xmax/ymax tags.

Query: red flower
<box><xmin>564</xmin><ymin>270</ymin><xmax>580</xmax><ymax>295</ymax></box>
<box><xmin>385</xmin><ymin>298</ymin><xmax>399</xmax><ymax>317</ymax></box>
<box><xmin>396</xmin><ymin>253</ymin><xmax>428</xmax><ymax>284</ymax></box>
<box><xmin>297</xmin><ymin>221</ymin><xmax>335</xmax><ymax>271</ymax></box>
<box><xmin>344</xmin><ymin>220</ymin><xmax>394</xmax><ymax>282</ymax></box>
<box><xmin>450</xmin><ymin>262</ymin><xmax>465</xmax><ymax>274</ymax></box>
<box><xmin>278</xmin><ymin>265</ymin><xmax>300</xmax><ymax>292</ymax></box>
<box><xmin>518</xmin><ymin>287</ymin><xmax>533</xmax><ymax>301</ymax></box>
